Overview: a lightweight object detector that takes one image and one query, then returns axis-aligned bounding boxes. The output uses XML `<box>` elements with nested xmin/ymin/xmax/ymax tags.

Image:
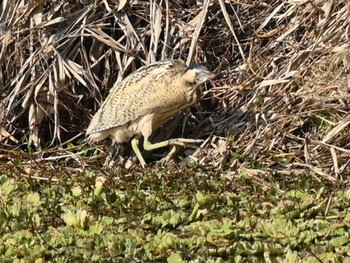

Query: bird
<box><xmin>86</xmin><ymin>59</ymin><xmax>215</xmax><ymax>167</ymax></box>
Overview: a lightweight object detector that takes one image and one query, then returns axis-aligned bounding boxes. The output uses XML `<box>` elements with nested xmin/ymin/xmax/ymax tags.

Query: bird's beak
<box><xmin>207</xmin><ymin>71</ymin><xmax>216</xmax><ymax>79</ymax></box>
<box><xmin>196</xmin><ymin>70</ymin><xmax>215</xmax><ymax>83</ymax></box>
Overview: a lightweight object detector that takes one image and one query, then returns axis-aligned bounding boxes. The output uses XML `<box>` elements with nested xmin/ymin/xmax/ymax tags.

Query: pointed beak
<box><xmin>196</xmin><ymin>70</ymin><xmax>215</xmax><ymax>83</ymax></box>
<box><xmin>207</xmin><ymin>71</ymin><xmax>216</xmax><ymax>79</ymax></box>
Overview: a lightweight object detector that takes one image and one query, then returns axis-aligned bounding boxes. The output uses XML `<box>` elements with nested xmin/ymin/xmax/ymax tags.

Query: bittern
<box><xmin>86</xmin><ymin>59</ymin><xmax>215</xmax><ymax>167</ymax></box>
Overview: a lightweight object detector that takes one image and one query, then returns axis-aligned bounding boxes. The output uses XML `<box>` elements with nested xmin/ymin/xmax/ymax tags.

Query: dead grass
<box><xmin>1</xmin><ymin>0</ymin><xmax>350</xmax><ymax>183</ymax></box>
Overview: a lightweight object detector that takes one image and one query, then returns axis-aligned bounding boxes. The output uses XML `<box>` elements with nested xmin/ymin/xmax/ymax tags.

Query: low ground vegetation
<box><xmin>1</xmin><ymin>0</ymin><xmax>350</xmax><ymax>261</ymax></box>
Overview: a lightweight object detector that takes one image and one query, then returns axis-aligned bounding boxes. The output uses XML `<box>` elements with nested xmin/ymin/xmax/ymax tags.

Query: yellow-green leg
<box><xmin>143</xmin><ymin>136</ymin><xmax>203</xmax><ymax>163</ymax></box>
<box><xmin>131</xmin><ymin>135</ymin><xmax>146</xmax><ymax>168</ymax></box>
<box><xmin>132</xmin><ymin>135</ymin><xmax>203</xmax><ymax>167</ymax></box>
<box><xmin>163</xmin><ymin>145</ymin><xmax>179</xmax><ymax>163</ymax></box>
<box><xmin>143</xmin><ymin>136</ymin><xmax>202</xmax><ymax>150</ymax></box>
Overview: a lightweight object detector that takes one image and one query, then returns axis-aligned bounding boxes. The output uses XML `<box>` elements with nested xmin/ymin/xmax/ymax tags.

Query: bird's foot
<box><xmin>168</xmin><ymin>138</ymin><xmax>204</xmax><ymax>148</ymax></box>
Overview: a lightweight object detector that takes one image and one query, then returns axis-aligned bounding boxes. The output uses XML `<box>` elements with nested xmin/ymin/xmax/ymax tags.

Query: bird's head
<box><xmin>182</xmin><ymin>64</ymin><xmax>215</xmax><ymax>87</ymax></box>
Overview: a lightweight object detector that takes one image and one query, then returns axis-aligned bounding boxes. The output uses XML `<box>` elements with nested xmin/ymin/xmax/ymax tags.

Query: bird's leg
<box><xmin>143</xmin><ymin>136</ymin><xmax>203</xmax><ymax>152</ymax></box>
<box><xmin>131</xmin><ymin>135</ymin><xmax>146</xmax><ymax>168</ymax></box>
<box><xmin>132</xmin><ymin>135</ymin><xmax>203</xmax><ymax>167</ymax></box>
<box><xmin>163</xmin><ymin>145</ymin><xmax>179</xmax><ymax>163</ymax></box>
<box><xmin>104</xmin><ymin>140</ymin><xmax>116</xmax><ymax>167</ymax></box>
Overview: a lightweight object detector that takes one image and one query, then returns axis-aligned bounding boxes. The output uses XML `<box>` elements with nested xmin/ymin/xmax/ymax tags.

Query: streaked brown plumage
<box><xmin>86</xmin><ymin>59</ymin><xmax>215</xmax><ymax>167</ymax></box>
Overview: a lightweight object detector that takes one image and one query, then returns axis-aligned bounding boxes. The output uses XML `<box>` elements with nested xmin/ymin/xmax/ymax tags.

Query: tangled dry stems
<box><xmin>1</xmin><ymin>0</ymin><xmax>350</xmax><ymax>182</ymax></box>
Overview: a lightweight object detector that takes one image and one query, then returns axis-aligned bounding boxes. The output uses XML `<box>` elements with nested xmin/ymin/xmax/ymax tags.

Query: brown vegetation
<box><xmin>1</xmin><ymin>0</ymin><xmax>350</xmax><ymax>181</ymax></box>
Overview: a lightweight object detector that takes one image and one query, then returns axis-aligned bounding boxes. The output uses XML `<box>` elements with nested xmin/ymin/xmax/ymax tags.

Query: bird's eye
<box><xmin>186</xmin><ymin>79</ymin><xmax>196</xmax><ymax>85</ymax></box>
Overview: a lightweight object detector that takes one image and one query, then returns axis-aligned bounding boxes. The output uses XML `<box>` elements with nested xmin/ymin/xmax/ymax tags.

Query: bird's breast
<box><xmin>186</xmin><ymin>86</ymin><xmax>201</xmax><ymax>105</ymax></box>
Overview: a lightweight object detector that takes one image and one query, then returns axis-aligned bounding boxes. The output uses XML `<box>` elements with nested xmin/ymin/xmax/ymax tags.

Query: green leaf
<box><xmin>94</xmin><ymin>177</ymin><xmax>106</xmax><ymax>196</ymax></box>
<box><xmin>329</xmin><ymin>233</ymin><xmax>349</xmax><ymax>247</ymax></box>
<box><xmin>196</xmin><ymin>191</ymin><xmax>206</xmax><ymax>204</ymax></box>
<box><xmin>344</xmin><ymin>187</ymin><xmax>350</xmax><ymax>201</ymax></box>
<box><xmin>62</xmin><ymin>209</ymin><xmax>89</xmax><ymax>228</ymax></box>
<box><xmin>286</xmin><ymin>190</ymin><xmax>309</xmax><ymax>201</ymax></box>
<box><xmin>33</xmin><ymin>213</ymin><xmax>41</xmax><ymax>228</ymax></box>
<box><xmin>188</xmin><ymin>203</ymin><xmax>200</xmax><ymax>222</ymax></box>
<box><xmin>62</xmin><ymin>211</ymin><xmax>78</xmax><ymax>227</ymax></box>
<box><xmin>26</xmin><ymin>192</ymin><xmax>40</xmax><ymax>204</ymax></box>
<box><xmin>1</xmin><ymin>179</ymin><xmax>16</xmax><ymax>195</ymax></box>
<box><xmin>72</xmin><ymin>186</ymin><xmax>82</xmax><ymax>197</ymax></box>
<box><xmin>167</xmin><ymin>253</ymin><xmax>183</xmax><ymax>263</ymax></box>
<box><xmin>89</xmin><ymin>224</ymin><xmax>104</xmax><ymax>235</ymax></box>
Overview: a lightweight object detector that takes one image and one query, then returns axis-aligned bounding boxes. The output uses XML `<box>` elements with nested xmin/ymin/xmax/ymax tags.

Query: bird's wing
<box><xmin>86</xmin><ymin>60</ymin><xmax>187</xmax><ymax>134</ymax></box>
